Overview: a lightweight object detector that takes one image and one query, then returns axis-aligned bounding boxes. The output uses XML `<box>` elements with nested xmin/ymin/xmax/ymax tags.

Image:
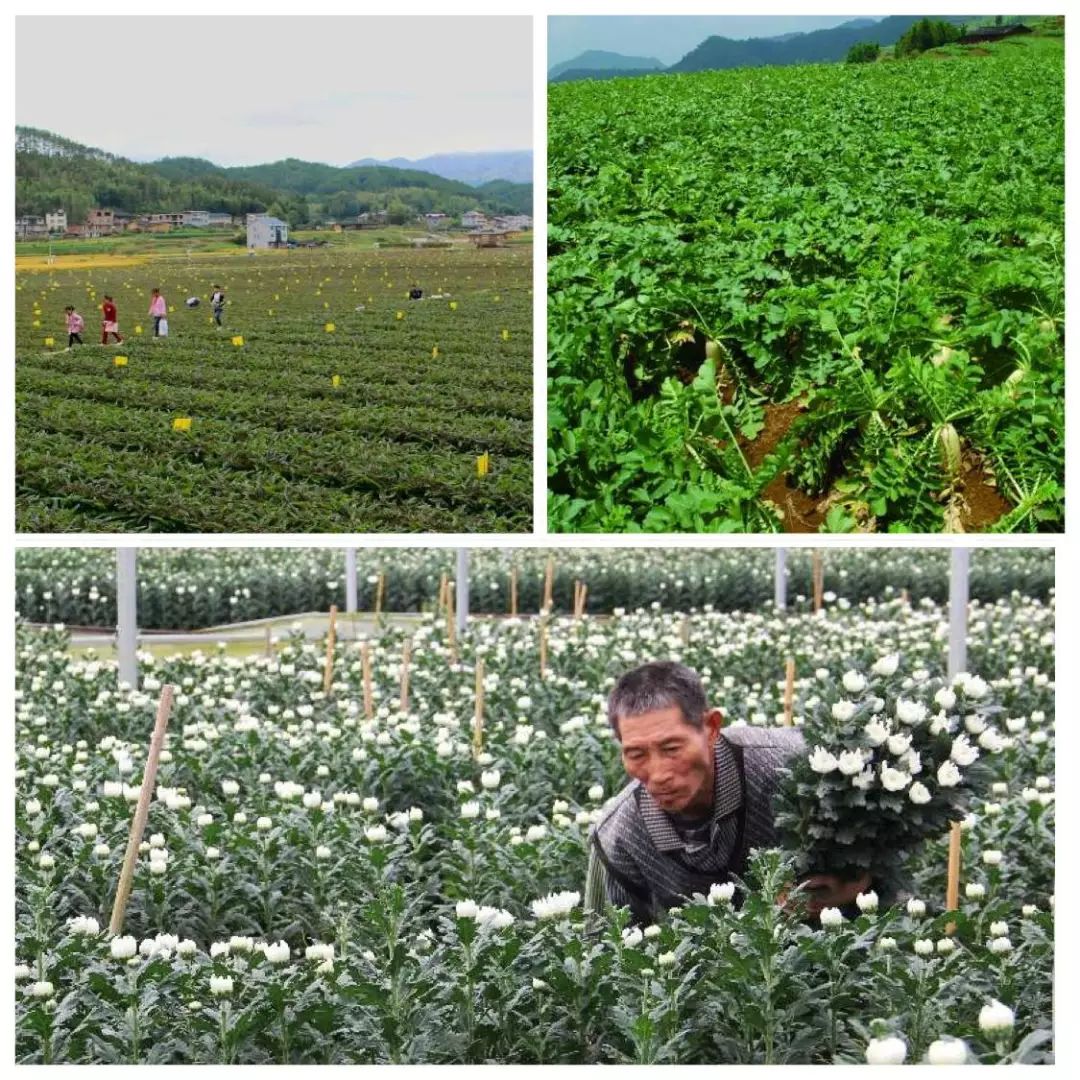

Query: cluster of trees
<box><xmin>15</xmin><ymin>127</ymin><xmax>532</xmax><ymax>228</ymax></box>
<box><xmin>894</xmin><ymin>19</ymin><xmax>963</xmax><ymax>56</ymax></box>
<box><xmin>845</xmin><ymin>41</ymin><xmax>881</xmax><ymax>64</ymax></box>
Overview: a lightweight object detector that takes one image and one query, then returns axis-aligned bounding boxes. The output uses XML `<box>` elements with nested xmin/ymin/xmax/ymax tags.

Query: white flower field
<box><xmin>15</xmin><ymin>574</ymin><xmax>1053</xmax><ymax>1063</ymax></box>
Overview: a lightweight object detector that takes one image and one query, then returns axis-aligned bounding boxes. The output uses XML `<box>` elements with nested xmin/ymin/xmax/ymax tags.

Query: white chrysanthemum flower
<box><xmin>68</xmin><ymin>915</ymin><xmax>100</xmax><ymax>936</ymax></box>
<box><xmin>831</xmin><ymin>701</ymin><xmax>857</xmax><ymax>722</ymax></box>
<box><xmin>29</xmin><ymin>980</ymin><xmax>55</xmax><ymax>999</ymax></box>
<box><xmin>927</xmin><ymin>1037</ymin><xmax>968</xmax><ymax>1064</ymax></box>
<box><xmin>621</xmin><ymin>927</ymin><xmax>644</xmax><ymax>948</ymax></box>
<box><xmin>906</xmin><ymin>898</ymin><xmax>926</xmax><ymax>917</ymax></box>
<box><xmin>856</xmin><ymin>891</ymin><xmax>878</xmax><ymax>913</ymax></box>
<box><xmin>475</xmin><ymin>906</ymin><xmax>515</xmax><ymax>930</ymax></box>
<box><xmin>950</xmin><ymin>735</ymin><xmax>979</xmax><ymax>767</ymax></box>
<box><xmin>525</xmin><ymin>824</ymin><xmax>547</xmax><ymax>842</ymax></box>
<box><xmin>908</xmin><ymin>782</ymin><xmax>931</xmax><ymax>805</ymax></box>
<box><xmin>933</xmin><ymin>688</ymin><xmax>957</xmax><ymax>711</ymax></box>
<box><xmin>880</xmin><ymin>765</ymin><xmax>911</xmax><ymax>792</ymax></box>
<box><xmin>261</xmin><ymin>941</ymin><xmax>291</xmax><ymax>964</ymax></box>
<box><xmin>456</xmin><ymin>900</ymin><xmax>479</xmax><ymax>919</ymax></box>
<box><xmin>256</xmin><ymin>816</ymin><xmax>272</xmax><ymax>832</ymax></box>
<box><xmin>459</xmin><ymin>801</ymin><xmax>480</xmax><ymax>820</ymax></box>
<box><xmin>978</xmin><ymin>1000</ymin><xmax>1015</xmax><ymax>1034</ymax></box>
<box><xmin>887</xmin><ymin>732</ymin><xmax>912</xmax><ymax>756</ymax></box>
<box><xmin>895</xmin><ymin>699</ymin><xmax>928</xmax><ymax>725</ymax></box>
<box><xmin>872</xmin><ymin>654</ymin><xmax>899</xmax><ymax>677</ymax></box>
<box><xmin>209</xmin><ymin>975</ymin><xmax>233</xmax><ymax>997</ymax></box>
<box><xmin>966</xmin><ymin>883</ymin><xmax>986</xmax><ymax>900</ymax></box>
<box><xmin>531</xmin><ymin>890</ymin><xmax>580</xmax><ymax>920</ymax></box>
<box><xmin>877</xmin><ymin>937</ymin><xmax>897</xmax><ymax>952</ymax></box>
<box><xmin>865</xmin><ymin>1035</ymin><xmax>906</xmax><ymax>1065</ymax></box>
<box><xmin>838</xmin><ymin>750</ymin><xmax>865</xmax><ymax>776</ymax></box>
<box><xmin>982</xmin><ymin>850</ymin><xmax>1003</xmax><ymax>867</ymax></box>
<box><xmin>110</xmin><ymin>935</ymin><xmax>138</xmax><ymax>960</ymax></box>
<box><xmin>988</xmin><ymin>937</ymin><xmax>1012</xmax><ymax>954</ymax></box>
<box><xmin>842</xmin><ymin>671</ymin><xmax>867</xmax><ymax>694</ymax></box>
<box><xmin>936</xmin><ymin>760</ymin><xmax>961</xmax><ymax>788</ymax></box>
<box><xmin>480</xmin><ymin>770</ymin><xmax>501</xmax><ymax>790</ymax></box>
<box><xmin>936</xmin><ymin>937</ymin><xmax>956</xmax><ymax>955</ymax></box>
<box><xmin>707</xmin><ymin>881</ymin><xmax>736</xmax><ymax>906</ymax></box>
<box><xmin>588</xmin><ymin>784</ymin><xmax>604</xmax><ymax>801</ymax></box>
<box><xmin>365</xmin><ymin>825</ymin><xmax>388</xmax><ymax>843</ymax></box>
<box><xmin>819</xmin><ymin>907</ymin><xmax>844</xmax><ymax>929</ymax></box>
<box><xmin>221</xmin><ymin>780</ymin><xmax>239</xmax><ymax>797</ymax></box>
<box><xmin>914</xmin><ymin>938</ymin><xmax>934</xmax><ymax>956</ymax></box>
<box><xmin>863</xmin><ymin>719</ymin><xmax>890</xmax><ymax>746</ymax></box>
<box><xmin>808</xmin><ymin>747</ymin><xmax>839</xmax><ymax>774</ymax></box>
<box><xmin>658</xmin><ymin>950</ymin><xmax>676</xmax><ymax>968</ymax></box>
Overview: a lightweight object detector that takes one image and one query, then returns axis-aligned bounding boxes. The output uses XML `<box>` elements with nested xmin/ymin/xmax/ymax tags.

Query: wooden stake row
<box><xmin>473</xmin><ymin>657</ymin><xmax>485</xmax><ymax>757</ymax></box>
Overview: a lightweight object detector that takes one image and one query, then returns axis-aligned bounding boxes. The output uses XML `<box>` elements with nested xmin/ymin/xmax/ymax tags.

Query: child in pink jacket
<box><xmin>149</xmin><ymin>288</ymin><xmax>167</xmax><ymax>337</ymax></box>
<box><xmin>64</xmin><ymin>305</ymin><xmax>84</xmax><ymax>348</ymax></box>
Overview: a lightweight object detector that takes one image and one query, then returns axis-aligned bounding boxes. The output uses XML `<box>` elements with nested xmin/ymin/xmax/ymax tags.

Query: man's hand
<box><xmin>797</xmin><ymin>872</ymin><xmax>873</xmax><ymax>916</ymax></box>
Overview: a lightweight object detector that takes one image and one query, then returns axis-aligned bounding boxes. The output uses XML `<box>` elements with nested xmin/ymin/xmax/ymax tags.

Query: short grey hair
<box><xmin>607</xmin><ymin>661</ymin><xmax>708</xmax><ymax>738</ymax></box>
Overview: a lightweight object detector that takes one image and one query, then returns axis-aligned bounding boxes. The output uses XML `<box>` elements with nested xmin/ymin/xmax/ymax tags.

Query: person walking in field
<box><xmin>64</xmin><ymin>306</ymin><xmax>85</xmax><ymax>349</ymax></box>
<box><xmin>210</xmin><ymin>284</ymin><xmax>226</xmax><ymax>327</ymax></box>
<box><xmin>100</xmin><ymin>295</ymin><xmax>123</xmax><ymax>345</ymax></box>
<box><xmin>148</xmin><ymin>288</ymin><xmax>168</xmax><ymax>338</ymax></box>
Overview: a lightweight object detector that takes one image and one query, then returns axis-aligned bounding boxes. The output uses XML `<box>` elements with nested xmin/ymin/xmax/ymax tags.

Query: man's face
<box><xmin>617</xmin><ymin>706</ymin><xmax>721</xmax><ymax>815</ymax></box>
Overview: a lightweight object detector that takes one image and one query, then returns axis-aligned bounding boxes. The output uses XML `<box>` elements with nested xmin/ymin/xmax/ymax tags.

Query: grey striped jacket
<box><xmin>586</xmin><ymin>726</ymin><xmax>805</xmax><ymax>923</ymax></box>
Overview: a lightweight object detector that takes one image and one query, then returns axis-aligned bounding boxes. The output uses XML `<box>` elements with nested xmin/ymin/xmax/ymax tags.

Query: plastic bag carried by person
<box><xmin>158</xmin><ymin>318</ymin><xmax>169</xmax><ymax>337</ymax></box>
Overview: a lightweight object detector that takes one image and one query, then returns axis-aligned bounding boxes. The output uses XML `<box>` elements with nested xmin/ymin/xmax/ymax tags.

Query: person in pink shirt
<box><xmin>64</xmin><ymin>305</ymin><xmax>85</xmax><ymax>349</ymax></box>
<box><xmin>148</xmin><ymin>288</ymin><xmax>168</xmax><ymax>337</ymax></box>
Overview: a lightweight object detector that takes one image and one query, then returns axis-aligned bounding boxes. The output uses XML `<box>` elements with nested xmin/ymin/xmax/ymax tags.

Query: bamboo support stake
<box><xmin>945</xmin><ymin>821</ymin><xmax>963</xmax><ymax>934</ymax></box>
<box><xmin>473</xmin><ymin>657</ymin><xmax>485</xmax><ymax>757</ymax></box>
<box><xmin>446</xmin><ymin>583</ymin><xmax>458</xmax><ymax>664</ymax></box>
<box><xmin>782</xmin><ymin>658</ymin><xmax>796</xmax><ymax>727</ymax></box>
<box><xmin>510</xmin><ymin>566</ymin><xmax>518</xmax><ymax>616</ymax></box>
<box><xmin>375</xmin><ymin>572</ymin><xmax>386</xmax><ymax>617</ymax></box>
<box><xmin>572</xmin><ymin>580</ymin><xmax>581</xmax><ymax>617</ymax></box>
<box><xmin>323</xmin><ymin>605</ymin><xmax>338</xmax><ymax>694</ymax></box>
<box><xmin>109</xmin><ymin>685</ymin><xmax>175</xmax><ymax>934</ymax></box>
<box><xmin>361</xmin><ymin>642</ymin><xmax>373</xmax><ymax>719</ymax></box>
<box><xmin>680</xmin><ymin>616</ymin><xmax>690</xmax><ymax>645</ymax></box>
<box><xmin>580</xmin><ymin>584</ymin><xmax>588</xmax><ymax>616</ymax></box>
<box><xmin>399</xmin><ymin>638</ymin><xmax>411</xmax><ymax>714</ymax></box>
<box><xmin>543</xmin><ymin>556</ymin><xmax>555</xmax><ymax>613</ymax></box>
<box><xmin>812</xmin><ymin>550</ymin><xmax>824</xmax><ymax>613</ymax></box>
<box><xmin>901</xmin><ymin>588</ymin><xmax>910</xmax><ymax>608</ymax></box>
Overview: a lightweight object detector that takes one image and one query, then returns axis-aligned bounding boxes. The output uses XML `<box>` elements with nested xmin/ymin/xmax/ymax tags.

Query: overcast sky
<box><xmin>549</xmin><ymin>16</ymin><xmax>882</xmax><ymax>68</ymax></box>
<box><xmin>17</xmin><ymin>16</ymin><xmax>532</xmax><ymax>166</ymax></box>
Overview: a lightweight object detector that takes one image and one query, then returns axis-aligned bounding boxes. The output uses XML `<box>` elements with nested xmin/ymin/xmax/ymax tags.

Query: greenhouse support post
<box><xmin>456</xmin><ymin>548</ymin><xmax>469</xmax><ymax>636</ymax></box>
<box><xmin>116</xmin><ymin>547</ymin><xmax>138</xmax><ymax>688</ymax></box>
<box><xmin>945</xmin><ymin>547</ymin><xmax>971</xmax><ymax>929</ymax></box>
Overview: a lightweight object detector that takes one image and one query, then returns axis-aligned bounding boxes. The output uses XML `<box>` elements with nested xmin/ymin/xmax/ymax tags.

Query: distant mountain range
<box><xmin>349</xmin><ymin>150</ymin><xmax>532</xmax><ymax>186</ymax></box>
<box><xmin>550</xmin><ymin>16</ymin><xmax>973</xmax><ymax>82</ymax></box>
<box><xmin>548</xmin><ymin>49</ymin><xmax>663</xmax><ymax>80</ymax></box>
<box><xmin>15</xmin><ymin>127</ymin><xmax>533</xmax><ymax>223</ymax></box>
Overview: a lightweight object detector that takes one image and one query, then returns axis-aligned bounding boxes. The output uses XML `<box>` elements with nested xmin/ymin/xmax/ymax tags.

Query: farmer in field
<box><xmin>408</xmin><ymin>282</ymin><xmax>423</xmax><ymax>300</ymax></box>
<box><xmin>100</xmin><ymin>295</ymin><xmax>123</xmax><ymax>345</ymax></box>
<box><xmin>210</xmin><ymin>284</ymin><xmax>226</xmax><ymax>326</ymax></box>
<box><xmin>587</xmin><ymin>661</ymin><xmax>871</xmax><ymax>924</ymax></box>
<box><xmin>148</xmin><ymin>287</ymin><xmax>167</xmax><ymax>338</ymax></box>
<box><xmin>64</xmin><ymin>305</ymin><xmax>85</xmax><ymax>348</ymax></box>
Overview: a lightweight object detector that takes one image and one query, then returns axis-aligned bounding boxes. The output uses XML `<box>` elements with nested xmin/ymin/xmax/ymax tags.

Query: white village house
<box><xmin>246</xmin><ymin>214</ymin><xmax>289</xmax><ymax>249</ymax></box>
<box><xmin>45</xmin><ymin>209</ymin><xmax>67</xmax><ymax>232</ymax></box>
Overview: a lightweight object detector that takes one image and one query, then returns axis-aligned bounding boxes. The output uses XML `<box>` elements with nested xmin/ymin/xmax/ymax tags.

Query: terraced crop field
<box><xmin>16</xmin><ymin>241</ymin><xmax>532</xmax><ymax>532</ymax></box>
<box><xmin>548</xmin><ymin>33</ymin><xmax>1064</xmax><ymax>533</ymax></box>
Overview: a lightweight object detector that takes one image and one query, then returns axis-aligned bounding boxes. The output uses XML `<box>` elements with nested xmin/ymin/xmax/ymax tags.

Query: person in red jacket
<box><xmin>101</xmin><ymin>295</ymin><xmax>124</xmax><ymax>345</ymax></box>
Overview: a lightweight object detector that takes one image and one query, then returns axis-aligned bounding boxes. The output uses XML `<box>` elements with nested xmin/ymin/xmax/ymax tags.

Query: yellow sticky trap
<box><xmin>169</xmin><ymin>306</ymin><xmax>175</xmax><ymax>313</ymax></box>
<box><xmin>268</xmin><ymin>309</ymin><xmax>274</xmax><ymax>316</ymax></box>
<box><xmin>114</xmin><ymin>356</ymin><xmax>128</xmax><ymax>367</ymax></box>
<box><xmin>323</xmin><ymin>302</ymin><xmax>329</xmax><ymax>309</ymax></box>
<box><xmin>134</xmin><ymin>325</ymin><xmax>143</xmax><ymax>335</ymax></box>
<box><xmin>395</xmin><ymin>310</ymin><xmax>405</xmax><ymax>321</ymax></box>
<box><xmin>44</xmin><ymin>336</ymin><xmax>54</xmax><ymax>346</ymax></box>
<box><xmin>494</xmin><ymin>295</ymin><xmax>501</xmax><ymax>302</ymax></box>
<box><xmin>332</xmin><ymin>374</ymin><xmax>342</xmax><ymax>388</ymax></box>
<box><xmin>33</xmin><ymin>320</ymin><xmax>41</xmax><ymax>328</ymax></box>
<box><xmin>501</xmin><ymin>329</ymin><xmax>510</xmax><ymax>342</ymax></box>
<box><xmin>232</xmin><ymin>336</ymin><xmax>245</xmax><ymax>347</ymax></box>
<box><xmin>449</xmin><ymin>301</ymin><xmax>458</xmax><ymax>311</ymax></box>
<box><xmin>172</xmin><ymin>417</ymin><xmax>192</xmax><ymax>432</ymax></box>
<box><xmin>432</xmin><ymin>345</ymin><xmax>439</xmax><ymax>359</ymax></box>
<box><xmin>476</xmin><ymin>452</ymin><xmax>491</xmax><ymax>477</ymax></box>
<box><xmin>325</xmin><ymin>322</ymin><xmax>335</xmax><ymax>333</ymax></box>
